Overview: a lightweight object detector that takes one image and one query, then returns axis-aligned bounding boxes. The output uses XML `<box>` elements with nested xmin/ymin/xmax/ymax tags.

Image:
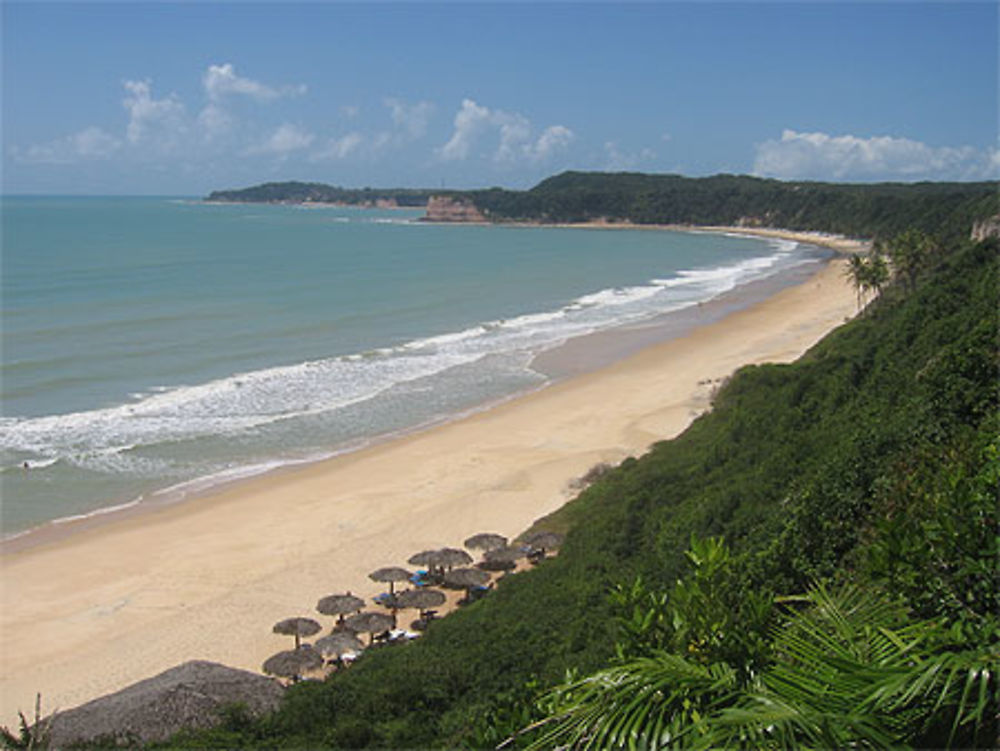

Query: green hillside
<box><xmin>152</xmin><ymin>207</ymin><xmax>999</xmax><ymax>748</ymax></box>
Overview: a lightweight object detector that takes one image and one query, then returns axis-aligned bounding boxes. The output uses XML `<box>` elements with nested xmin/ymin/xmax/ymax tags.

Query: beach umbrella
<box><xmin>314</xmin><ymin>631</ymin><xmax>366</xmax><ymax>660</ymax></box>
<box><xmin>272</xmin><ymin>617</ymin><xmax>321</xmax><ymax>650</ymax></box>
<box><xmin>343</xmin><ymin>611</ymin><xmax>395</xmax><ymax>644</ymax></box>
<box><xmin>316</xmin><ymin>593</ymin><xmax>365</xmax><ymax>623</ymax></box>
<box><xmin>484</xmin><ymin>545</ymin><xmax>528</xmax><ymax>564</ymax></box>
<box><xmin>442</xmin><ymin>567</ymin><xmax>490</xmax><ymax>590</ymax></box>
<box><xmin>262</xmin><ymin>646</ymin><xmax>323</xmax><ymax>682</ymax></box>
<box><xmin>476</xmin><ymin>557</ymin><xmax>517</xmax><ymax>573</ymax></box>
<box><xmin>436</xmin><ymin>547</ymin><xmax>473</xmax><ymax>569</ymax></box>
<box><xmin>464</xmin><ymin>532</ymin><xmax>508</xmax><ymax>552</ymax></box>
<box><xmin>522</xmin><ymin>531</ymin><xmax>565</xmax><ymax>554</ymax></box>
<box><xmin>368</xmin><ymin>566</ymin><xmax>412</xmax><ymax>595</ymax></box>
<box><xmin>408</xmin><ymin>549</ymin><xmax>443</xmax><ymax>568</ymax></box>
<box><xmin>395</xmin><ymin>588</ymin><xmax>446</xmax><ymax>613</ymax></box>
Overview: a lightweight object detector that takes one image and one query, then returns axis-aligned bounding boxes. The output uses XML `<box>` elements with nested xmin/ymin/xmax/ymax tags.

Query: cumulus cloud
<box><xmin>754</xmin><ymin>129</ymin><xmax>999</xmax><ymax>181</ymax></box>
<box><xmin>14</xmin><ymin>126</ymin><xmax>121</xmax><ymax>164</ymax></box>
<box><xmin>438</xmin><ymin>98</ymin><xmax>574</xmax><ymax>163</ymax></box>
<box><xmin>604</xmin><ymin>141</ymin><xmax>656</xmax><ymax>171</ymax></box>
<box><xmin>312</xmin><ymin>132</ymin><xmax>364</xmax><ymax>161</ymax></box>
<box><xmin>122</xmin><ymin>79</ymin><xmax>186</xmax><ymax>146</ymax></box>
<box><xmin>384</xmin><ymin>98</ymin><xmax>433</xmax><ymax>141</ymax></box>
<box><xmin>248</xmin><ymin>123</ymin><xmax>315</xmax><ymax>155</ymax></box>
<box><xmin>438</xmin><ymin>99</ymin><xmax>493</xmax><ymax>161</ymax></box>
<box><xmin>203</xmin><ymin>63</ymin><xmax>306</xmax><ymax>102</ymax></box>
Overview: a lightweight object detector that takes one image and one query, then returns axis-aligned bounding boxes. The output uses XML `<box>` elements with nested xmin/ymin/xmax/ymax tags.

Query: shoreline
<box><xmin>0</xmin><ymin>227</ymin><xmax>862</xmax><ymax>724</ymax></box>
<box><xmin>0</xmin><ymin>225</ymin><xmax>845</xmax><ymax>553</ymax></box>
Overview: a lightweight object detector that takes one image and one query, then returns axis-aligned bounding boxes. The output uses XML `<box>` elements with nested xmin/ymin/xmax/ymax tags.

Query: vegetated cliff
<box><xmin>422</xmin><ymin>195</ymin><xmax>488</xmax><ymax>222</ymax></box>
<box><xmin>466</xmin><ymin>171</ymin><xmax>999</xmax><ymax>239</ymax></box>
<box><xmin>205</xmin><ymin>181</ymin><xmax>435</xmax><ymax>208</ymax></box>
<box><xmin>971</xmin><ymin>213</ymin><xmax>1000</xmax><ymax>241</ymax></box>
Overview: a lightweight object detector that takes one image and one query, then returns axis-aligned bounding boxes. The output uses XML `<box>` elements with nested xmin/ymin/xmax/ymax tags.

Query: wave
<box><xmin>0</xmin><ymin>243</ymin><xmax>814</xmax><ymax>473</ymax></box>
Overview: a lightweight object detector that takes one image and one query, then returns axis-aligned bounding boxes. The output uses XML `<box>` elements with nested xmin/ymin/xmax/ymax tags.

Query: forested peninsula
<box><xmin>30</xmin><ymin>177</ymin><xmax>997</xmax><ymax>749</ymax></box>
<box><xmin>207</xmin><ymin>171</ymin><xmax>997</xmax><ymax>240</ymax></box>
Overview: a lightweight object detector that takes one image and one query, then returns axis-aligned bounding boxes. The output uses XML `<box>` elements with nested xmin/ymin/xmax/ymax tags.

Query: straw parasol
<box><xmin>368</xmin><ymin>566</ymin><xmax>412</xmax><ymax>595</ymax></box>
<box><xmin>395</xmin><ymin>588</ymin><xmax>446</xmax><ymax>613</ymax></box>
<box><xmin>272</xmin><ymin>617</ymin><xmax>321</xmax><ymax>650</ymax></box>
<box><xmin>437</xmin><ymin>547</ymin><xmax>473</xmax><ymax>569</ymax></box>
<box><xmin>343</xmin><ymin>611</ymin><xmax>395</xmax><ymax>644</ymax></box>
<box><xmin>408</xmin><ymin>549</ymin><xmax>442</xmax><ymax>569</ymax></box>
<box><xmin>464</xmin><ymin>532</ymin><xmax>508</xmax><ymax>552</ymax></box>
<box><xmin>262</xmin><ymin>646</ymin><xmax>323</xmax><ymax>682</ymax></box>
<box><xmin>442</xmin><ymin>567</ymin><xmax>490</xmax><ymax>590</ymax></box>
<box><xmin>477</xmin><ymin>556</ymin><xmax>517</xmax><ymax>572</ymax></box>
<box><xmin>314</xmin><ymin>631</ymin><xmax>365</xmax><ymax>660</ymax></box>
<box><xmin>316</xmin><ymin>593</ymin><xmax>365</xmax><ymax>623</ymax></box>
<box><xmin>522</xmin><ymin>531</ymin><xmax>565</xmax><ymax>553</ymax></box>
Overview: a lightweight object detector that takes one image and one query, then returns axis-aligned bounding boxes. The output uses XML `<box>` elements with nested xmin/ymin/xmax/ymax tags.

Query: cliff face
<box><xmin>971</xmin><ymin>215</ymin><xmax>1000</xmax><ymax>241</ymax></box>
<box><xmin>424</xmin><ymin>196</ymin><xmax>487</xmax><ymax>222</ymax></box>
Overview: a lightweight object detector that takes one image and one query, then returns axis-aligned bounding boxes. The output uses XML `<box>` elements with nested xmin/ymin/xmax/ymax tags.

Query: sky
<box><xmin>2</xmin><ymin>1</ymin><xmax>997</xmax><ymax>195</ymax></box>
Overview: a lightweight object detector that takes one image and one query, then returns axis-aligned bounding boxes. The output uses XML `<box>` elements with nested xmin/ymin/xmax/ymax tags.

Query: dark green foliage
<box><xmin>206</xmin><ymin>181</ymin><xmax>439</xmax><ymax>207</ymax></box>
<box><xmin>161</xmin><ymin>232</ymin><xmax>997</xmax><ymax>747</ymax></box>
<box><xmin>469</xmin><ymin>171</ymin><xmax>997</xmax><ymax>240</ymax></box>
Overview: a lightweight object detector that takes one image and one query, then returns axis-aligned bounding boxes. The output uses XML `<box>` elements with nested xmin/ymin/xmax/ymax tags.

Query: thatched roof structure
<box><xmin>43</xmin><ymin>661</ymin><xmax>283</xmax><ymax>748</ymax></box>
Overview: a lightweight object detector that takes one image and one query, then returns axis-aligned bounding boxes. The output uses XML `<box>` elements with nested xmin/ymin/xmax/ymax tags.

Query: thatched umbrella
<box><xmin>482</xmin><ymin>545</ymin><xmax>528</xmax><ymax>565</ymax></box>
<box><xmin>315</xmin><ymin>631</ymin><xmax>365</xmax><ymax>661</ymax></box>
<box><xmin>262</xmin><ymin>646</ymin><xmax>323</xmax><ymax>682</ymax></box>
<box><xmin>522</xmin><ymin>531</ymin><xmax>565</xmax><ymax>553</ymax></box>
<box><xmin>437</xmin><ymin>547</ymin><xmax>473</xmax><ymax>570</ymax></box>
<box><xmin>369</xmin><ymin>566</ymin><xmax>413</xmax><ymax>595</ymax></box>
<box><xmin>343</xmin><ymin>611</ymin><xmax>395</xmax><ymax>645</ymax></box>
<box><xmin>464</xmin><ymin>532</ymin><xmax>508</xmax><ymax>552</ymax></box>
<box><xmin>395</xmin><ymin>588</ymin><xmax>446</xmax><ymax>614</ymax></box>
<box><xmin>272</xmin><ymin>617</ymin><xmax>321</xmax><ymax>650</ymax></box>
<box><xmin>442</xmin><ymin>567</ymin><xmax>490</xmax><ymax>591</ymax></box>
<box><xmin>477</xmin><ymin>556</ymin><xmax>517</xmax><ymax>572</ymax></box>
<box><xmin>408</xmin><ymin>549</ymin><xmax>442</xmax><ymax>569</ymax></box>
<box><xmin>316</xmin><ymin>593</ymin><xmax>365</xmax><ymax>623</ymax></box>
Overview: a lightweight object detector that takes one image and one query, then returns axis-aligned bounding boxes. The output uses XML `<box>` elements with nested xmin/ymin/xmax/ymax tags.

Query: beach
<box><xmin>0</xmin><ymin>230</ymin><xmax>861</xmax><ymax>726</ymax></box>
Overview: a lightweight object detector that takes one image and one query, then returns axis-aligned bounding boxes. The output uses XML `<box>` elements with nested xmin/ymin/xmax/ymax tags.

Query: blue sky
<box><xmin>3</xmin><ymin>2</ymin><xmax>997</xmax><ymax>195</ymax></box>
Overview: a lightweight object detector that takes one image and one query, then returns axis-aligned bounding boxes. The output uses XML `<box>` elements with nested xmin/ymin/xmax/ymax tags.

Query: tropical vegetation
<box><xmin>30</xmin><ymin>176</ymin><xmax>998</xmax><ymax>749</ymax></box>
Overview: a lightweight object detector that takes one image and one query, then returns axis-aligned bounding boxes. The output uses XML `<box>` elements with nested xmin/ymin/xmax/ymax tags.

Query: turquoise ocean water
<box><xmin>1</xmin><ymin>197</ymin><xmax>828</xmax><ymax>537</ymax></box>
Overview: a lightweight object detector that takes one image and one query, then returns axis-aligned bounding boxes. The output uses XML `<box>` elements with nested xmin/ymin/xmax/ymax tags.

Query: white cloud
<box><xmin>604</xmin><ymin>141</ymin><xmax>656</xmax><ymax>171</ymax></box>
<box><xmin>312</xmin><ymin>132</ymin><xmax>364</xmax><ymax>161</ymax></box>
<box><xmin>341</xmin><ymin>104</ymin><xmax>361</xmax><ymax>119</ymax></box>
<box><xmin>202</xmin><ymin>63</ymin><xmax>305</xmax><ymax>102</ymax></box>
<box><xmin>438</xmin><ymin>99</ymin><xmax>574</xmax><ymax>163</ymax></box>
<box><xmin>438</xmin><ymin>99</ymin><xmax>493</xmax><ymax>161</ymax></box>
<box><xmin>197</xmin><ymin>103</ymin><xmax>232</xmax><ymax>138</ymax></box>
<box><xmin>14</xmin><ymin>126</ymin><xmax>121</xmax><ymax>164</ymax></box>
<box><xmin>384</xmin><ymin>98</ymin><xmax>433</xmax><ymax>140</ymax></box>
<box><xmin>529</xmin><ymin>125</ymin><xmax>575</xmax><ymax>162</ymax></box>
<box><xmin>122</xmin><ymin>79</ymin><xmax>186</xmax><ymax>146</ymax></box>
<box><xmin>248</xmin><ymin>123</ymin><xmax>315</xmax><ymax>155</ymax></box>
<box><xmin>754</xmin><ymin>129</ymin><xmax>999</xmax><ymax>181</ymax></box>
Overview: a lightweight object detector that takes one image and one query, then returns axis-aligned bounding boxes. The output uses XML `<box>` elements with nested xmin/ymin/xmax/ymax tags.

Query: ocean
<box><xmin>0</xmin><ymin>197</ymin><xmax>829</xmax><ymax>538</ymax></box>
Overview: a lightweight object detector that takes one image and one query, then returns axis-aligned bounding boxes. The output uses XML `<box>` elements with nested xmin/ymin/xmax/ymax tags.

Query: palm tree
<box><xmin>523</xmin><ymin>584</ymin><xmax>998</xmax><ymax>749</ymax></box>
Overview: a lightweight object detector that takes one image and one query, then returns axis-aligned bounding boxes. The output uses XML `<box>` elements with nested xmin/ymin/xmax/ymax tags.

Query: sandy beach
<box><xmin>0</xmin><ymin>229</ymin><xmax>862</xmax><ymax>726</ymax></box>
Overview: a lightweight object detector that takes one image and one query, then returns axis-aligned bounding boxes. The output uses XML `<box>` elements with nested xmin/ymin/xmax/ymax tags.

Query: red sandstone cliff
<box><xmin>423</xmin><ymin>196</ymin><xmax>488</xmax><ymax>223</ymax></box>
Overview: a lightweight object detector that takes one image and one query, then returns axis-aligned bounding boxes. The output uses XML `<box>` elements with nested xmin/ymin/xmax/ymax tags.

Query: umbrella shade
<box><xmin>262</xmin><ymin>646</ymin><xmax>323</xmax><ymax>679</ymax></box>
<box><xmin>316</xmin><ymin>593</ymin><xmax>365</xmax><ymax>618</ymax></box>
<box><xmin>343</xmin><ymin>611</ymin><xmax>395</xmax><ymax>635</ymax></box>
<box><xmin>522</xmin><ymin>531</ymin><xmax>565</xmax><ymax>551</ymax></box>
<box><xmin>369</xmin><ymin>566</ymin><xmax>412</xmax><ymax>594</ymax></box>
<box><xmin>408</xmin><ymin>549</ymin><xmax>442</xmax><ymax>568</ymax></box>
<box><xmin>443</xmin><ymin>567</ymin><xmax>490</xmax><ymax>590</ymax></box>
<box><xmin>437</xmin><ymin>547</ymin><xmax>473</xmax><ymax>568</ymax></box>
<box><xmin>483</xmin><ymin>546</ymin><xmax>528</xmax><ymax>563</ymax></box>
<box><xmin>477</xmin><ymin>557</ymin><xmax>517</xmax><ymax>572</ymax></box>
<box><xmin>272</xmin><ymin>617</ymin><xmax>321</xmax><ymax>649</ymax></box>
<box><xmin>464</xmin><ymin>532</ymin><xmax>508</xmax><ymax>552</ymax></box>
<box><xmin>314</xmin><ymin>631</ymin><xmax>366</xmax><ymax>659</ymax></box>
<box><xmin>395</xmin><ymin>588</ymin><xmax>446</xmax><ymax>611</ymax></box>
